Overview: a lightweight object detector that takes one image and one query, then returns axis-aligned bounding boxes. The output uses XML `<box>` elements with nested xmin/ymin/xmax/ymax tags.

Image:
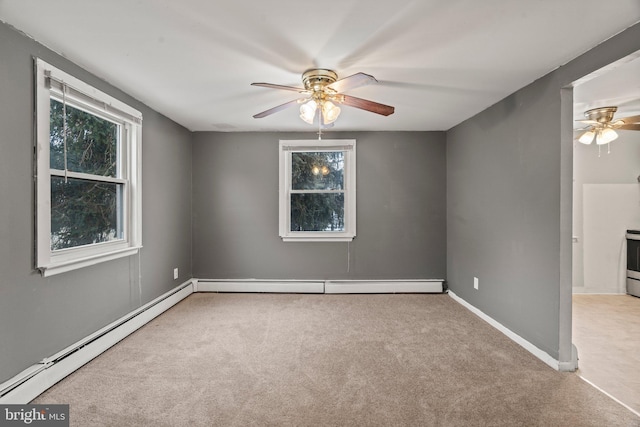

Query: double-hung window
<box><xmin>35</xmin><ymin>59</ymin><xmax>142</xmax><ymax>276</ymax></box>
<box><xmin>279</xmin><ymin>140</ymin><xmax>356</xmax><ymax>242</ymax></box>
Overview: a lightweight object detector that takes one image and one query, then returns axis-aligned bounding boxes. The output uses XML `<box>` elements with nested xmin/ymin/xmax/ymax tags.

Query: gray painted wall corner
<box><xmin>0</xmin><ymin>21</ymin><xmax>193</xmax><ymax>383</ymax></box>
<box><xmin>447</xmin><ymin>21</ymin><xmax>640</xmax><ymax>362</ymax></box>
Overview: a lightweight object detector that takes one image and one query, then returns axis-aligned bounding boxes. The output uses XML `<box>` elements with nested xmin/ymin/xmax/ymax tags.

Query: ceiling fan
<box><xmin>575</xmin><ymin>106</ymin><xmax>640</xmax><ymax>145</ymax></box>
<box><xmin>251</xmin><ymin>69</ymin><xmax>395</xmax><ymax>126</ymax></box>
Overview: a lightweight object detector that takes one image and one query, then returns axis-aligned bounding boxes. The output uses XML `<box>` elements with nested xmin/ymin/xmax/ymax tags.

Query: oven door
<box><xmin>627</xmin><ymin>277</ymin><xmax>640</xmax><ymax>297</ymax></box>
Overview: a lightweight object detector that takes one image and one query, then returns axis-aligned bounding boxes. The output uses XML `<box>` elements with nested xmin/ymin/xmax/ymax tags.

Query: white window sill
<box><xmin>39</xmin><ymin>246</ymin><xmax>141</xmax><ymax>277</ymax></box>
<box><xmin>281</xmin><ymin>235</ymin><xmax>355</xmax><ymax>242</ymax></box>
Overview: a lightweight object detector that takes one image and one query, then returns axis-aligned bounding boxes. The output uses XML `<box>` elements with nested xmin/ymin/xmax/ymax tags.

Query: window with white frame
<box><xmin>35</xmin><ymin>58</ymin><xmax>142</xmax><ymax>276</ymax></box>
<box><xmin>279</xmin><ymin>140</ymin><xmax>356</xmax><ymax>242</ymax></box>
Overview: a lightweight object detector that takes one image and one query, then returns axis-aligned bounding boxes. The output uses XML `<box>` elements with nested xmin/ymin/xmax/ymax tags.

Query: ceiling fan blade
<box><xmin>620</xmin><ymin>114</ymin><xmax>640</xmax><ymax>124</ymax></box>
<box><xmin>618</xmin><ymin>124</ymin><xmax>640</xmax><ymax>131</ymax></box>
<box><xmin>576</xmin><ymin>119</ymin><xmax>599</xmax><ymax>124</ymax></box>
<box><xmin>253</xmin><ymin>99</ymin><xmax>302</xmax><ymax>118</ymax></box>
<box><xmin>251</xmin><ymin>82</ymin><xmax>308</xmax><ymax>93</ymax></box>
<box><xmin>338</xmin><ymin>94</ymin><xmax>394</xmax><ymax>116</ymax></box>
<box><xmin>327</xmin><ymin>72</ymin><xmax>377</xmax><ymax>93</ymax></box>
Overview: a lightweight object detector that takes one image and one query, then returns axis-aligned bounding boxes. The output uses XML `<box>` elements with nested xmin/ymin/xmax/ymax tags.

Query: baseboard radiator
<box><xmin>0</xmin><ymin>280</ymin><xmax>194</xmax><ymax>404</ymax></box>
<box><xmin>195</xmin><ymin>279</ymin><xmax>445</xmax><ymax>294</ymax></box>
<box><xmin>0</xmin><ymin>278</ymin><xmax>444</xmax><ymax>403</ymax></box>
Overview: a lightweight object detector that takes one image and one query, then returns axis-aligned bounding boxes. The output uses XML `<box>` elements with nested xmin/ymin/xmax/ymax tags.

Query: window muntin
<box><xmin>279</xmin><ymin>140</ymin><xmax>355</xmax><ymax>242</ymax></box>
<box><xmin>35</xmin><ymin>58</ymin><xmax>142</xmax><ymax>276</ymax></box>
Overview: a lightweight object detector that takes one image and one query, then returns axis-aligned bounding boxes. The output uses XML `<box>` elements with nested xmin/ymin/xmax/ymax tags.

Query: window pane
<box><xmin>290</xmin><ymin>193</ymin><xmax>344</xmax><ymax>232</ymax></box>
<box><xmin>50</xmin><ymin>99</ymin><xmax>119</xmax><ymax>177</ymax></box>
<box><xmin>50</xmin><ymin>176</ymin><xmax>123</xmax><ymax>250</ymax></box>
<box><xmin>291</xmin><ymin>152</ymin><xmax>344</xmax><ymax>190</ymax></box>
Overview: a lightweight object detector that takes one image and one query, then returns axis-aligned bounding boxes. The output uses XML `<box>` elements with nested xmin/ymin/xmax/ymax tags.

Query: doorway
<box><xmin>571</xmin><ymin>51</ymin><xmax>640</xmax><ymax>414</ymax></box>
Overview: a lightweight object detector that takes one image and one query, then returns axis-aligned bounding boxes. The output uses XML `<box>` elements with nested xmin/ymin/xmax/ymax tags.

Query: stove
<box><xmin>626</xmin><ymin>230</ymin><xmax>640</xmax><ymax>297</ymax></box>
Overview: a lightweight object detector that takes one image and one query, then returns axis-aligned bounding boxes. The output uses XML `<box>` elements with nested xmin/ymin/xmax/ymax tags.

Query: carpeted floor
<box><xmin>33</xmin><ymin>293</ymin><xmax>640</xmax><ymax>426</ymax></box>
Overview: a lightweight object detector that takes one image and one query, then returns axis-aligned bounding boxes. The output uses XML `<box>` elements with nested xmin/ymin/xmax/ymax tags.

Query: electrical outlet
<box><xmin>173</xmin><ymin>268</ymin><xmax>179</xmax><ymax>280</ymax></box>
<box><xmin>474</xmin><ymin>277</ymin><xmax>479</xmax><ymax>290</ymax></box>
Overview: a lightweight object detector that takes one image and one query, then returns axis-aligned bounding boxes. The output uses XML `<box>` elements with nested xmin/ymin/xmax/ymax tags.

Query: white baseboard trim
<box><xmin>195</xmin><ymin>279</ymin><xmax>325</xmax><ymax>293</ymax></box>
<box><xmin>447</xmin><ymin>290</ymin><xmax>565</xmax><ymax>371</ymax></box>
<box><xmin>196</xmin><ymin>279</ymin><xmax>444</xmax><ymax>294</ymax></box>
<box><xmin>325</xmin><ymin>279</ymin><xmax>443</xmax><ymax>294</ymax></box>
<box><xmin>0</xmin><ymin>280</ymin><xmax>194</xmax><ymax>404</ymax></box>
<box><xmin>558</xmin><ymin>344</ymin><xmax>579</xmax><ymax>372</ymax></box>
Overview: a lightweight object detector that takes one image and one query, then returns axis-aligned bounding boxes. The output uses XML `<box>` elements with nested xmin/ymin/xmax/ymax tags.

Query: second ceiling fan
<box><xmin>251</xmin><ymin>69</ymin><xmax>394</xmax><ymax>126</ymax></box>
<box><xmin>576</xmin><ymin>106</ymin><xmax>640</xmax><ymax>145</ymax></box>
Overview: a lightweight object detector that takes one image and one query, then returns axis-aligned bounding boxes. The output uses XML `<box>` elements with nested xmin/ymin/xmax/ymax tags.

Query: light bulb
<box><xmin>322</xmin><ymin>101</ymin><xmax>341</xmax><ymax>124</ymax></box>
<box><xmin>596</xmin><ymin>127</ymin><xmax>618</xmax><ymax>145</ymax></box>
<box><xmin>311</xmin><ymin>165</ymin><xmax>320</xmax><ymax>175</ymax></box>
<box><xmin>578</xmin><ymin>130</ymin><xmax>595</xmax><ymax>145</ymax></box>
<box><xmin>299</xmin><ymin>100</ymin><xmax>317</xmax><ymax>124</ymax></box>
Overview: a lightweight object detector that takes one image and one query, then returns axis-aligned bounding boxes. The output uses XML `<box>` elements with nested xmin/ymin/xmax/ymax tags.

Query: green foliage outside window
<box><xmin>290</xmin><ymin>152</ymin><xmax>345</xmax><ymax>232</ymax></box>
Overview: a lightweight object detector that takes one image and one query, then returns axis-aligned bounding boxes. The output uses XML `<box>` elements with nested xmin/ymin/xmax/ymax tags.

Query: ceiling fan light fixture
<box><xmin>322</xmin><ymin>100</ymin><xmax>341</xmax><ymax>124</ymax></box>
<box><xmin>252</xmin><ymin>68</ymin><xmax>394</xmax><ymax>125</ymax></box>
<box><xmin>578</xmin><ymin>130</ymin><xmax>596</xmax><ymax>144</ymax></box>
<box><xmin>596</xmin><ymin>127</ymin><xmax>618</xmax><ymax>145</ymax></box>
<box><xmin>574</xmin><ymin>106</ymin><xmax>640</xmax><ymax>151</ymax></box>
<box><xmin>299</xmin><ymin>100</ymin><xmax>317</xmax><ymax>124</ymax></box>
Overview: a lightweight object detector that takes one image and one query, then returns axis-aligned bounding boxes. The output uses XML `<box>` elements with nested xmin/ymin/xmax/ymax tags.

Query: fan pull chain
<box><xmin>62</xmin><ymin>83</ymin><xmax>68</xmax><ymax>183</ymax></box>
<box><xmin>317</xmin><ymin>106</ymin><xmax>322</xmax><ymax>140</ymax></box>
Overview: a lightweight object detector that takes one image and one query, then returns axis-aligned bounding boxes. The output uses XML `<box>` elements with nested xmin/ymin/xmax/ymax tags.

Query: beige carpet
<box><xmin>33</xmin><ymin>293</ymin><xmax>639</xmax><ymax>426</ymax></box>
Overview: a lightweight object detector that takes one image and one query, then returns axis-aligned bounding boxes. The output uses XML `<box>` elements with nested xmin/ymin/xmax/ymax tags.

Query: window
<box><xmin>279</xmin><ymin>140</ymin><xmax>356</xmax><ymax>242</ymax></box>
<box><xmin>35</xmin><ymin>59</ymin><xmax>142</xmax><ymax>276</ymax></box>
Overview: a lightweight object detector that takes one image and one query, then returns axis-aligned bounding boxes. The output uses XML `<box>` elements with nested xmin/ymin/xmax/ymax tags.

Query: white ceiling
<box><xmin>573</xmin><ymin>53</ymin><xmax>640</xmax><ymax>122</ymax></box>
<box><xmin>1</xmin><ymin>0</ymin><xmax>640</xmax><ymax>132</ymax></box>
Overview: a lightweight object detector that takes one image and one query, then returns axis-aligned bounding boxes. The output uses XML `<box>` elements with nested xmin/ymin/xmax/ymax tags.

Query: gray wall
<box><xmin>447</xmin><ymin>22</ymin><xmax>640</xmax><ymax>361</ymax></box>
<box><xmin>0</xmin><ymin>22</ymin><xmax>193</xmax><ymax>383</ymax></box>
<box><xmin>192</xmin><ymin>131</ymin><xmax>446</xmax><ymax>280</ymax></box>
<box><xmin>447</xmin><ymin>79</ymin><xmax>563</xmax><ymax>358</ymax></box>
